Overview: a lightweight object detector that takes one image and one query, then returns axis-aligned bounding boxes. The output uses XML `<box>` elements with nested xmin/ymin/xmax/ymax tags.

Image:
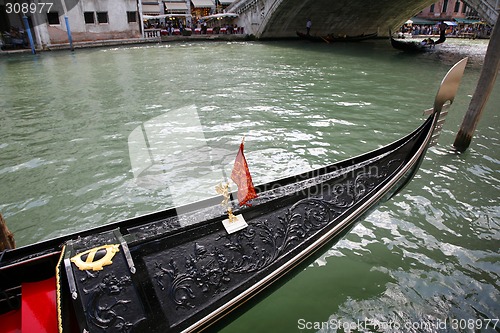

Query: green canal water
<box><xmin>0</xmin><ymin>39</ymin><xmax>498</xmax><ymax>332</ymax></box>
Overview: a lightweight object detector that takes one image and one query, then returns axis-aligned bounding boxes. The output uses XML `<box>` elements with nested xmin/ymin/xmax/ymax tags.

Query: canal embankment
<box><xmin>0</xmin><ymin>34</ymin><xmax>250</xmax><ymax>54</ymax></box>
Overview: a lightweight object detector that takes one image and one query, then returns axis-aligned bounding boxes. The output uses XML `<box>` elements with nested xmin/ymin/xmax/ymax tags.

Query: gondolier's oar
<box><xmin>320</xmin><ymin>36</ymin><xmax>330</xmax><ymax>44</ymax></box>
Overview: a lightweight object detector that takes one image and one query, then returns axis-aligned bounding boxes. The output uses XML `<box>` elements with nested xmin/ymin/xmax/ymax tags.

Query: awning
<box><xmin>410</xmin><ymin>17</ymin><xmax>437</xmax><ymax>25</ymax></box>
<box><xmin>164</xmin><ymin>2</ymin><xmax>189</xmax><ymax>11</ymax></box>
<box><xmin>453</xmin><ymin>18</ymin><xmax>482</xmax><ymax>24</ymax></box>
<box><xmin>200</xmin><ymin>13</ymin><xmax>238</xmax><ymax>20</ymax></box>
<box><xmin>142</xmin><ymin>4</ymin><xmax>160</xmax><ymax>14</ymax></box>
<box><xmin>191</xmin><ymin>0</ymin><xmax>214</xmax><ymax>8</ymax></box>
<box><xmin>444</xmin><ymin>20</ymin><xmax>458</xmax><ymax>26</ymax></box>
<box><xmin>219</xmin><ymin>0</ymin><xmax>235</xmax><ymax>4</ymax></box>
<box><xmin>143</xmin><ymin>14</ymin><xmax>192</xmax><ymax>19</ymax></box>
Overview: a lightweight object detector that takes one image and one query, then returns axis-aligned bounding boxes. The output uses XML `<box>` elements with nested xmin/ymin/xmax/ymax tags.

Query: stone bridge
<box><xmin>464</xmin><ymin>0</ymin><xmax>499</xmax><ymax>24</ymax></box>
<box><xmin>227</xmin><ymin>0</ymin><xmax>499</xmax><ymax>38</ymax></box>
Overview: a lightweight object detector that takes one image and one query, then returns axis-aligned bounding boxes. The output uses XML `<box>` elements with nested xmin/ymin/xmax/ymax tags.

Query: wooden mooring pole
<box><xmin>453</xmin><ymin>16</ymin><xmax>500</xmax><ymax>153</ymax></box>
<box><xmin>0</xmin><ymin>213</ymin><xmax>15</xmax><ymax>251</ymax></box>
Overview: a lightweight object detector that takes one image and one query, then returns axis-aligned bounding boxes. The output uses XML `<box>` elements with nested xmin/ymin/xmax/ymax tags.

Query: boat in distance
<box><xmin>390</xmin><ymin>27</ymin><xmax>447</xmax><ymax>53</ymax></box>
<box><xmin>0</xmin><ymin>58</ymin><xmax>468</xmax><ymax>333</ymax></box>
<box><xmin>296</xmin><ymin>31</ymin><xmax>377</xmax><ymax>42</ymax></box>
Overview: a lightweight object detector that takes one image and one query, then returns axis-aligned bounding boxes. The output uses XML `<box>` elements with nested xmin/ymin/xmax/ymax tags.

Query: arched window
<box><xmin>454</xmin><ymin>1</ymin><xmax>461</xmax><ymax>13</ymax></box>
<box><xmin>442</xmin><ymin>0</ymin><xmax>449</xmax><ymax>13</ymax></box>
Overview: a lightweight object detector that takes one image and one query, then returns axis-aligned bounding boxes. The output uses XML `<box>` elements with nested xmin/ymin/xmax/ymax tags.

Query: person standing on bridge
<box><xmin>306</xmin><ymin>18</ymin><xmax>312</xmax><ymax>35</ymax></box>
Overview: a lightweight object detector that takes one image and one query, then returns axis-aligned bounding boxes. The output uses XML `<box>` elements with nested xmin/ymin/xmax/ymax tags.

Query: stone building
<box><xmin>415</xmin><ymin>0</ymin><xmax>481</xmax><ymax>22</ymax></box>
<box><xmin>1</xmin><ymin>0</ymin><xmax>141</xmax><ymax>49</ymax></box>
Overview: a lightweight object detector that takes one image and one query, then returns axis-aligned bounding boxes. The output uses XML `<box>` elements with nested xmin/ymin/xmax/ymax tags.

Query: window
<box><xmin>127</xmin><ymin>11</ymin><xmax>137</xmax><ymax>23</ymax></box>
<box><xmin>0</xmin><ymin>6</ymin><xmax>9</xmax><ymax>32</ymax></box>
<box><xmin>84</xmin><ymin>12</ymin><xmax>95</xmax><ymax>24</ymax></box>
<box><xmin>462</xmin><ymin>3</ymin><xmax>467</xmax><ymax>13</ymax></box>
<box><xmin>97</xmin><ymin>12</ymin><xmax>108</xmax><ymax>24</ymax></box>
<box><xmin>47</xmin><ymin>12</ymin><xmax>60</xmax><ymax>25</ymax></box>
<box><xmin>442</xmin><ymin>0</ymin><xmax>448</xmax><ymax>13</ymax></box>
<box><xmin>454</xmin><ymin>1</ymin><xmax>461</xmax><ymax>12</ymax></box>
<box><xmin>430</xmin><ymin>4</ymin><xmax>435</xmax><ymax>12</ymax></box>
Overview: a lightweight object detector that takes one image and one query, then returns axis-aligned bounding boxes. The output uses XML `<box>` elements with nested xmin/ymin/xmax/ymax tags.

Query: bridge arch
<box><xmin>229</xmin><ymin>0</ymin><xmax>497</xmax><ymax>38</ymax></box>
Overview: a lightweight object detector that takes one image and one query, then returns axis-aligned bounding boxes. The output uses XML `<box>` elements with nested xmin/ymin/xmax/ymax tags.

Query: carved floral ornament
<box><xmin>152</xmin><ymin>159</ymin><xmax>400</xmax><ymax>310</ymax></box>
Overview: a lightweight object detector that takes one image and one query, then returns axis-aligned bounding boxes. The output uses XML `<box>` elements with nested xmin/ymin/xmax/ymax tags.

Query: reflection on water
<box><xmin>129</xmin><ymin>105</ymin><xmax>229</xmax><ymax>203</ymax></box>
<box><xmin>0</xmin><ymin>39</ymin><xmax>498</xmax><ymax>332</ymax></box>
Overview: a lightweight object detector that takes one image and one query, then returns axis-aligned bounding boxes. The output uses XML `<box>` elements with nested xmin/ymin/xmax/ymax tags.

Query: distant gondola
<box><xmin>297</xmin><ymin>31</ymin><xmax>377</xmax><ymax>42</ymax></box>
<box><xmin>391</xmin><ymin>26</ymin><xmax>447</xmax><ymax>53</ymax></box>
<box><xmin>0</xmin><ymin>59</ymin><xmax>468</xmax><ymax>333</ymax></box>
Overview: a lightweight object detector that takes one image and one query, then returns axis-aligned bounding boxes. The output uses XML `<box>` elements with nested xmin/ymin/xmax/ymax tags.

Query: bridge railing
<box><xmin>144</xmin><ymin>29</ymin><xmax>161</xmax><ymax>39</ymax></box>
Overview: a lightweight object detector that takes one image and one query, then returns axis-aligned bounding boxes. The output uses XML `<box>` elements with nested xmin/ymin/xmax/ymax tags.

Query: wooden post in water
<box><xmin>453</xmin><ymin>16</ymin><xmax>500</xmax><ymax>153</ymax></box>
<box><xmin>0</xmin><ymin>213</ymin><xmax>15</xmax><ymax>251</ymax></box>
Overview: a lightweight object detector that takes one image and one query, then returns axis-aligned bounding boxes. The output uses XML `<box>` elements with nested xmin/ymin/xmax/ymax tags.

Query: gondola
<box><xmin>297</xmin><ymin>31</ymin><xmax>377</xmax><ymax>42</ymax></box>
<box><xmin>391</xmin><ymin>27</ymin><xmax>447</xmax><ymax>53</ymax></box>
<box><xmin>0</xmin><ymin>58</ymin><xmax>467</xmax><ymax>333</ymax></box>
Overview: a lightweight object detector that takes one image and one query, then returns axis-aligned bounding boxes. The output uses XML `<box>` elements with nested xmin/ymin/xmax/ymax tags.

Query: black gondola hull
<box><xmin>1</xmin><ymin>116</ymin><xmax>434</xmax><ymax>333</ymax></box>
<box><xmin>390</xmin><ymin>29</ymin><xmax>446</xmax><ymax>53</ymax></box>
<box><xmin>0</xmin><ymin>58</ymin><xmax>468</xmax><ymax>333</ymax></box>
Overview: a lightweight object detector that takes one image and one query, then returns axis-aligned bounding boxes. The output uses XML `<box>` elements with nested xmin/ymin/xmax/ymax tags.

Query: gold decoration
<box><xmin>215</xmin><ymin>182</ymin><xmax>237</xmax><ymax>223</ymax></box>
<box><xmin>227</xmin><ymin>207</ymin><xmax>238</xmax><ymax>223</ymax></box>
<box><xmin>215</xmin><ymin>182</ymin><xmax>230</xmax><ymax>206</ymax></box>
<box><xmin>56</xmin><ymin>245</ymin><xmax>65</xmax><ymax>333</ymax></box>
<box><xmin>70</xmin><ymin>244</ymin><xmax>120</xmax><ymax>271</ymax></box>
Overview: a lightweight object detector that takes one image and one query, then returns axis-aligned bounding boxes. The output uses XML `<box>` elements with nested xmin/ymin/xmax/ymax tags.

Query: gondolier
<box><xmin>306</xmin><ymin>18</ymin><xmax>312</xmax><ymax>35</ymax></box>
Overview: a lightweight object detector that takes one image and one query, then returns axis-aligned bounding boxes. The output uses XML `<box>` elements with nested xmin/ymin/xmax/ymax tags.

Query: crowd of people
<box><xmin>400</xmin><ymin>22</ymin><xmax>492</xmax><ymax>39</ymax></box>
<box><xmin>144</xmin><ymin>18</ymin><xmax>242</xmax><ymax>36</ymax></box>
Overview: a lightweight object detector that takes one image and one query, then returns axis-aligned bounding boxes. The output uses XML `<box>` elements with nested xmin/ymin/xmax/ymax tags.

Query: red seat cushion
<box><xmin>21</xmin><ymin>277</ymin><xmax>57</xmax><ymax>333</ymax></box>
<box><xmin>0</xmin><ymin>309</ymin><xmax>21</xmax><ymax>333</ymax></box>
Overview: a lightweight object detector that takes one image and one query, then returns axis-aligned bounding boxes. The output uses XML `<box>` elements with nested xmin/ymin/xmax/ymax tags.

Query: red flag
<box><xmin>231</xmin><ymin>141</ymin><xmax>257</xmax><ymax>206</ymax></box>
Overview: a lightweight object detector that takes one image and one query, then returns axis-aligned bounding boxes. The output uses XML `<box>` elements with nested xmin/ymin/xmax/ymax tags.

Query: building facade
<box><xmin>408</xmin><ymin>1</ymin><xmax>489</xmax><ymax>37</ymax></box>
<box><xmin>1</xmin><ymin>0</ymin><xmax>141</xmax><ymax>49</ymax></box>
<box><xmin>141</xmin><ymin>0</ymin><xmax>236</xmax><ymax>30</ymax></box>
<box><xmin>416</xmin><ymin>0</ymin><xmax>480</xmax><ymax>21</ymax></box>
<box><xmin>1</xmin><ymin>0</ymin><xmax>240</xmax><ymax>49</ymax></box>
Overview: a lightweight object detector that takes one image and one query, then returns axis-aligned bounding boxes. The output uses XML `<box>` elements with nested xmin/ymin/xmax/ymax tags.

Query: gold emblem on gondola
<box><xmin>70</xmin><ymin>244</ymin><xmax>120</xmax><ymax>271</ymax></box>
